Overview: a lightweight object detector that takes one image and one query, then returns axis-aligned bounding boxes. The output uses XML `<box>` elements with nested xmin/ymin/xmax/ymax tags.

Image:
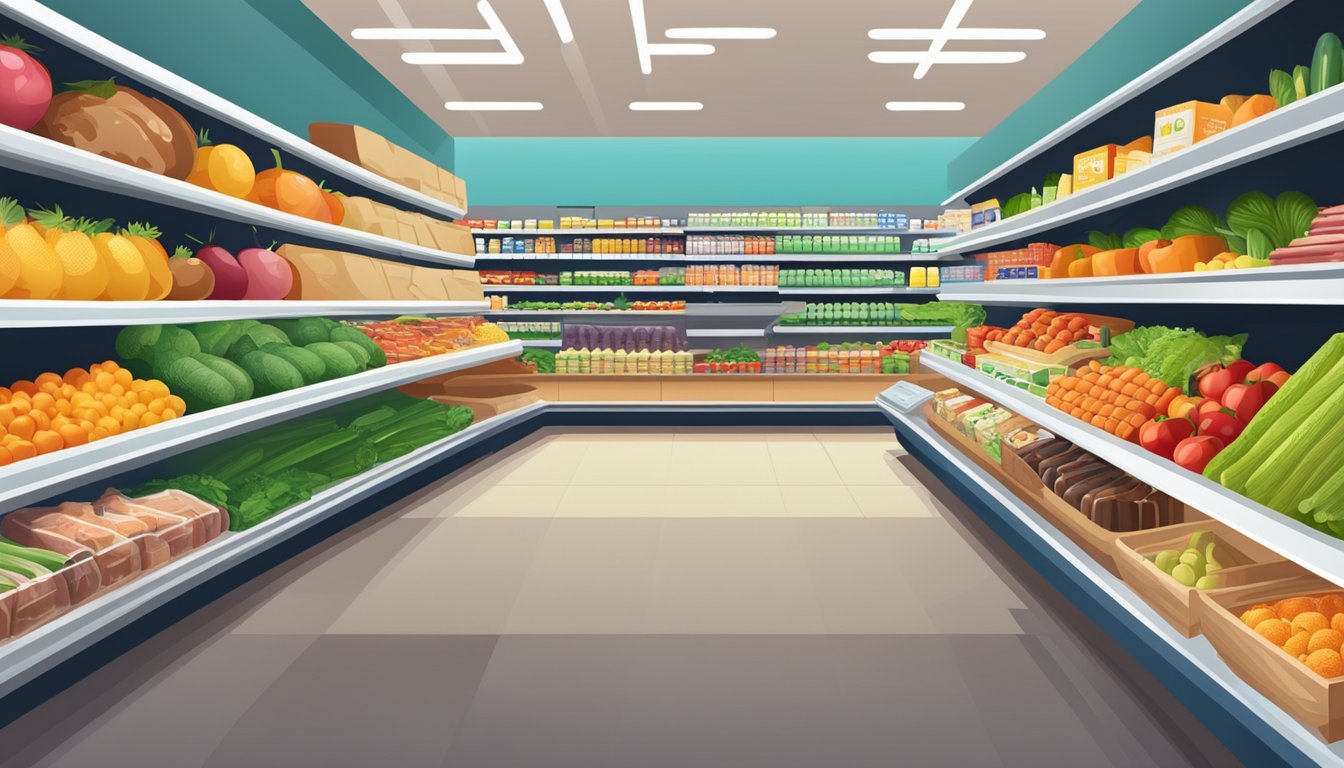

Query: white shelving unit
<box><xmin>0</xmin><ymin>341</ymin><xmax>523</xmax><ymax>515</ymax></box>
<box><xmin>877</xmin><ymin>390</ymin><xmax>1343</xmax><ymax>767</ymax></box>
<box><xmin>520</xmin><ymin>339</ymin><xmax>562</xmax><ymax>348</ymax></box>
<box><xmin>0</xmin><ymin>126</ymin><xmax>474</xmax><ymax>268</ymax></box>
<box><xmin>686</xmin><ymin>328</ymin><xmax>767</xmax><ymax>338</ymax></box>
<box><xmin>0</xmin><ymin>401</ymin><xmax>546</xmax><ymax>700</ymax></box>
<box><xmin>934</xmin><ymin>85</ymin><xmax>1344</xmax><ymax>258</ymax></box>
<box><xmin>482</xmin><ymin>309</ymin><xmax>684</xmax><ymax>316</ymax></box>
<box><xmin>920</xmin><ymin>353</ymin><xmax>1344</xmax><ymax>586</ymax></box>
<box><xmin>483</xmin><ymin>285</ymin><xmax>778</xmax><ymax>293</ymax></box>
<box><xmin>684</xmin><ymin>226</ymin><xmax>957</xmax><ymax>236</ymax></box>
<box><xmin>772</xmin><ymin>325</ymin><xmax>954</xmax><ymax>335</ymax></box>
<box><xmin>936</xmin><ymin>263</ymin><xmax>1344</xmax><ymax>305</ymax></box>
<box><xmin>778</xmin><ymin>287</ymin><xmax>938</xmax><ymax>296</ymax></box>
<box><xmin>941</xmin><ymin>0</ymin><xmax>1291</xmax><ymax>205</ymax></box>
<box><xmin>476</xmin><ymin>252</ymin><xmax>953</xmax><ymax>262</ymax></box>
<box><xmin>0</xmin><ymin>300</ymin><xmax>490</xmax><ymax>328</ymax></box>
<box><xmin>0</xmin><ymin>0</ymin><xmax>465</xmax><ymax>220</ymax></box>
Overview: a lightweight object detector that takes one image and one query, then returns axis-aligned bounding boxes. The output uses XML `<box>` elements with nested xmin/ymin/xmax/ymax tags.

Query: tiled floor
<box><xmin>0</xmin><ymin>428</ymin><xmax>1237</xmax><ymax>768</ymax></box>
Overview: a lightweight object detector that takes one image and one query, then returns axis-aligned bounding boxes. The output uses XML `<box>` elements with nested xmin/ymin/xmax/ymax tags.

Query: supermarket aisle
<box><xmin>0</xmin><ymin>428</ymin><xmax>1235</xmax><ymax>768</ymax></box>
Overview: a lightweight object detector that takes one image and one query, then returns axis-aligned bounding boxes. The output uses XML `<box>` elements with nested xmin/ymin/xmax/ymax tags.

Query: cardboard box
<box><xmin>310</xmin><ymin>123</ymin><xmax>464</xmax><ymax>208</ymax></box>
<box><xmin>1153</xmin><ymin>101</ymin><xmax>1233</xmax><ymax>157</ymax></box>
<box><xmin>1073</xmin><ymin>144</ymin><xmax>1118</xmax><ymax>191</ymax></box>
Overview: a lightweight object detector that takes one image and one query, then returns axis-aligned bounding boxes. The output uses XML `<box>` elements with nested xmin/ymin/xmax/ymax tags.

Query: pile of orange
<box><xmin>0</xmin><ymin>361</ymin><xmax>186</xmax><ymax>465</ymax></box>
<box><xmin>1240</xmin><ymin>593</ymin><xmax>1344</xmax><ymax>678</ymax></box>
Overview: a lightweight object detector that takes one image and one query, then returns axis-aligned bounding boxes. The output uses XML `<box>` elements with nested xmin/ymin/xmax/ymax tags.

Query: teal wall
<box><xmin>38</xmin><ymin>0</ymin><xmax>454</xmax><ymax>168</ymax></box>
<box><xmin>948</xmin><ymin>0</ymin><xmax>1257</xmax><ymax>193</ymax></box>
<box><xmin>455</xmin><ymin>138</ymin><xmax>977</xmax><ymax>207</ymax></box>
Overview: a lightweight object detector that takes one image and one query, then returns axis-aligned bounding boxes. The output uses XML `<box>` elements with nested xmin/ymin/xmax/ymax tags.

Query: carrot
<box><xmin>1115</xmin><ymin>367</ymin><xmax>1137</xmax><ymax>382</ymax></box>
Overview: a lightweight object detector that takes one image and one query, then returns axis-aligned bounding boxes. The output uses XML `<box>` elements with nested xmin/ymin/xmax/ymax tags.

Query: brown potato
<box><xmin>34</xmin><ymin>84</ymin><xmax>195</xmax><ymax>179</ymax></box>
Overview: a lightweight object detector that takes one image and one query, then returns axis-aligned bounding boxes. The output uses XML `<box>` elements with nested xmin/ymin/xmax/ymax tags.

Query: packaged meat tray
<box><xmin>1</xmin><ymin>502</ymin><xmax>143</xmax><ymax>589</ymax></box>
<box><xmin>0</xmin><ymin>564</ymin><xmax>71</xmax><ymax>639</ymax></box>
<box><xmin>96</xmin><ymin>489</ymin><xmax>213</xmax><ymax>564</ymax></box>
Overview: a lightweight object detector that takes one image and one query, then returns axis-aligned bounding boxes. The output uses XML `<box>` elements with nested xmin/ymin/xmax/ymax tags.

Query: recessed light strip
<box><xmin>399</xmin><ymin>1</ymin><xmax>523</xmax><ymax>65</ymax></box>
<box><xmin>868</xmin><ymin>27</ymin><xmax>1044</xmax><ymax>41</ymax></box>
<box><xmin>543</xmin><ymin>0</ymin><xmax>574</xmax><ymax>43</ymax></box>
<box><xmin>665</xmin><ymin>27</ymin><xmax>776</xmax><ymax>40</ymax></box>
<box><xmin>352</xmin><ymin>28</ymin><xmax>495</xmax><ymax>40</ymax></box>
<box><xmin>445</xmin><ymin>101</ymin><xmax>543</xmax><ymax>111</ymax></box>
<box><xmin>886</xmin><ymin>101</ymin><xmax>966</xmax><ymax>111</ymax></box>
<box><xmin>869</xmin><ymin>51</ymin><xmax>1026</xmax><ymax>65</ymax></box>
<box><xmin>629</xmin><ymin>101</ymin><xmax>703</xmax><ymax>111</ymax></box>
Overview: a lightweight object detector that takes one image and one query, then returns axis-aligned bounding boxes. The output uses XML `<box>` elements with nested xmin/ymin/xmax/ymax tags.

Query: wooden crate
<box><xmin>1197</xmin><ymin>578</ymin><xmax>1344</xmax><ymax>742</ymax></box>
<box><xmin>1113</xmin><ymin>521</ymin><xmax>1300</xmax><ymax>637</ymax></box>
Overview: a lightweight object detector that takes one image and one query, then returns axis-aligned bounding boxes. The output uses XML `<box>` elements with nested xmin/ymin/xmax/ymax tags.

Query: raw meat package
<box><xmin>0</xmin><ymin>565</ymin><xmax>71</xmax><ymax>639</ymax></box>
<box><xmin>107</xmin><ymin>489</ymin><xmax>229</xmax><ymax>550</ymax></box>
<box><xmin>96</xmin><ymin>490</ymin><xmax>196</xmax><ymax>567</ymax></box>
<box><xmin>2</xmin><ymin>502</ymin><xmax>142</xmax><ymax>588</ymax></box>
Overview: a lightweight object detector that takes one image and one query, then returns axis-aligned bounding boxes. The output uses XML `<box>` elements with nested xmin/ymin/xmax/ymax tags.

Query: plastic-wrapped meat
<box><xmin>0</xmin><ymin>567</ymin><xmax>71</xmax><ymax>637</ymax></box>
<box><xmin>124</xmin><ymin>490</ymin><xmax>228</xmax><ymax>547</ymax></box>
<box><xmin>1</xmin><ymin>502</ymin><xmax>142</xmax><ymax>587</ymax></box>
<box><xmin>57</xmin><ymin>553</ymin><xmax>103</xmax><ymax>606</ymax></box>
<box><xmin>96</xmin><ymin>489</ymin><xmax>195</xmax><ymax>565</ymax></box>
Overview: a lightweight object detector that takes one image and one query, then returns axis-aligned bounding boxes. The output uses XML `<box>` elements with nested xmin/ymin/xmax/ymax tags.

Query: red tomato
<box><xmin>1173</xmin><ymin>435</ymin><xmax>1224</xmax><ymax>474</ymax></box>
<box><xmin>1197</xmin><ymin>409</ymin><xmax>1244</xmax><ymax>444</ymax></box>
<box><xmin>1247</xmin><ymin>362</ymin><xmax>1285</xmax><ymax>382</ymax></box>
<box><xmin>1138</xmin><ymin>416</ymin><xmax>1196</xmax><ymax>460</ymax></box>
<box><xmin>1197</xmin><ymin>360</ymin><xmax>1255</xmax><ymax>401</ymax></box>
<box><xmin>1267</xmin><ymin>370</ymin><xmax>1291</xmax><ymax>388</ymax></box>
<box><xmin>1194</xmin><ymin>398</ymin><xmax>1226</xmax><ymax>422</ymax></box>
<box><xmin>0</xmin><ymin>37</ymin><xmax>51</xmax><ymax>130</ymax></box>
<box><xmin>1221</xmin><ymin>380</ymin><xmax>1278</xmax><ymax>424</ymax></box>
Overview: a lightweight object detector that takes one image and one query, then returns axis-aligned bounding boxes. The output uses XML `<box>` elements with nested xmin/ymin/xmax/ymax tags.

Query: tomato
<box><xmin>1168</xmin><ymin>394</ymin><xmax>1204</xmax><ymax>420</ymax></box>
<box><xmin>0</xmin><ymin>36</ymin><xmax>51</xmax><ymax>130</ymax></box>
<box><xmin>1197</xmin><ymin>408</ymin><xmax>1244</xmax><ymax>444</ymax></box>
<box><xmin>1138</xmin><ymin>416</ymin><xmax>1196</xmax><ymax>460</ymax></box>
<box><xmin>1173</xmin><ymin>435</ymin><xmax>1225</xmax><ymax>474</ymax></box>
<box><xmin>1267</xmin><ymin>370</ymin><xmax>1291</xmax><ymax>389</ymax></box>
<box><xmin>1197</xmin><ymin>360</ymin><xmax>1255</xmax><ymax>401</ymax></box>
<box><xmin>1221</xmin><ymin>380</ymin><xmax>1278</xmax><ymax>424</ymax></box>
<box><xmin>1194</xmin><ymin>398</ymin><xmax>1226</xmax><ymax>422</ymax></box>
<box><xmin>1247</xmin><ymin>362</ymin><xmax>1285</xmax><ymax>382</ymax></box>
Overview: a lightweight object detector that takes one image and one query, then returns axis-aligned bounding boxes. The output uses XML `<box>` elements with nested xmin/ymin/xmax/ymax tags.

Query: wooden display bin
<box><xmin>429</xmin><ymin>382</ymin><xmax>540</xmax><ymax>421</ymax></box>
<box><xmin>1113</xmin><ymin>521</ymin><xmax>1300</xmax><ymax>637</ymax></box>
<box><xmin>1197</xmin><ymin>576</ymin><xmax>1344</xmax><ymax>742</ymax></box>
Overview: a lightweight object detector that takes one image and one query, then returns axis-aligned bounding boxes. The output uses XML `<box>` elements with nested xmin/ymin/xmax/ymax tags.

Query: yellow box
<box><xmin>1153</xmin><ymin>100</ymin><xmax>1233</xmax><ymax>157</ymax></box>
<box><xmin>1073</xmin><ymin>144</ymin><xmax>1118</xmax><ymax>191</ymax></box>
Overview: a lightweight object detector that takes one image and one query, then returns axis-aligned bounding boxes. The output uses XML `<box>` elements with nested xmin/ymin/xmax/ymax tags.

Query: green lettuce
<box><xmin>1224</xmin><ymin>190</ymin><xmax>1317</xmax><ymax>255</ymax></box>
<box><xmin>1162</xmin><ymin>205</ymin><xmax>1224</xmax><ymax>239</ymax></box>
<box><xmin>899</xmin><ymin>301</ymin><xmax>985</xmax><ymax>330</ymax></box>
<box><xmin>1104</xmin><ymin>326</ymin><xmax>1248</xmax><ymax>393</ymax></box>
<box><xmin>1122</xmin><ymin>228</ymin><xmax>1163</xmax><ymax>249</ymax></box>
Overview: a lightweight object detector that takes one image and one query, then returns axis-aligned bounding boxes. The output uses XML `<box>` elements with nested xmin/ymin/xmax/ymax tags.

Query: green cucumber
<box><xmin>1311</xmin><ymin>32</ymin><xmax>1343</xmax><ymax>94</ymax></box>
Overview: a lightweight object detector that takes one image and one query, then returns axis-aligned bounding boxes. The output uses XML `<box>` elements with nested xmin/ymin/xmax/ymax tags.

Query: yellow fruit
<box><xmin>1</xmin><ymin>216</ymin><xmax>62</xmax><ymax>299</ymax></box>
<box><xmin>29</xmin><ymin>205</ymin><xmax>107</xmax><ymax>300</ymax></box>
<box><xmin>187</xmin><ymin>130</ymin><xmax>256</xmax><ymax>198</ymax></box>
<box><xmin>92</xmin><ymin>232</ymin><xmax>150</xmax><ymax>301</ymax></box>
<box><xmin>1284</xmin><ymin>631</ymin><xmax>1312</xmax><ymax>658</ymax></box>
<box><xmin>1206</xmin><ymin>259</ymin><xmax>1225</xmax><ymax>271</ymax></box>
<box><xmin>1277</xmin><ymin>596</ymin><xmax>1318</xmax><ymax>620</ymax></box>
<box><xmin>0</xmin><ymin>234</ymin><xmax>19</xmax><ymax>296</ymax></box>
<box><xmin>1305</xmin><ymin>649</ymin><xmax>1344</xmax><ymax>678</ymax></box>
<box><xmin>1241</xmin><ymin>607</ymin><xmax>1277</xmax><ymax>628</ymax></box>
<box><xmin>120</xmin><ymin>223</ymin><xmax>172</xmax><ymax>300</ymax></box>
<box><xmin>1293</xmin><ymin>611</ymin><xmax>1330</xmax><ymax>635</ymax></box>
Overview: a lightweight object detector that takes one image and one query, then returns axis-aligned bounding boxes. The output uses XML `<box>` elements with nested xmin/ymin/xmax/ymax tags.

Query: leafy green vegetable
<box><xmin>899</xmin><ymin>301</ymin><xmax>985</xmax><ymax>330</ymax></box>
<box><xmin>1087</xmin><ymin>231</ymin><xmax>1123</xmax><ymax>251</ymax></box>
<box><xmin>1225</xmin><ymin>190</ymin><xmax>1317</xmax><ymax>254</ymax></box>
<box><xmin>1270</xmin><ymin>68</ymin><xmax>1297</xmax><ymax>107</ymax></box>
<box><xmin>1246</xmin><ymin>229</ymin><xmax>1275</xmax><ymax>260</ymax></box>
<box><xmin>1122</xmin><ymin>228</ymin><xmax>1162</xmax><ymax>249</ymax></box>
<box><xmin>1162</xmin><ymin>205</ymin><xmax>1224</xmax><ymax>239</ymax></box>
<box><xmin>1104</xmin><ymin>326</ymin><xmax>1248</xmax><ymax>393</ymax></box>
<box><xmin>1274</xmin><ymin>191</ymin><xmax>1318</xmax><ymax>245</ymax></box>
<box><xmin>126</xmin><ymin>474</ymin><xmax>230</xmax><ymax>508</ymax></box>
<box><xmin>520</xmin><ymin>348</ymin><xmax>555</xmax><ymax>373</ymax></box>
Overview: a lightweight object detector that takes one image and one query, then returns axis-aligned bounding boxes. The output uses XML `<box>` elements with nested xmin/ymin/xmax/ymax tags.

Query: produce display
<box><xmin>466</xmin><ymin>215</ymin><xmax>677</xmax><ymax>230</ymax></box>
<box><xmin>778</xmin><ymin>301</ymin><xmax>985</xmax><ymax>330</ymax></box>
<box><xmin>555</xmin><ymin>348</ymin><xmax>693</xmax><ymax>375</ymax></box>
<box><xmin>518</xmin><ymin>349</ymin><xmax>555</xmax><ymax>373</ymax></box>
<box><xmin>686</xmin><ymin>234</ymin><xmax>904</xmax><ymax>255</ymax></box>
<box><xmin>696</xmin><ymin>347</ymin><xmax>761</xmax><ymax>374</ymax></box>
<box><xmin>0</xmin><ymin>360</ymin><xmax>185</xmax><ymax>465</ymax></box>
<box><xmin>348</xmin><ymin>316</ymin><xmax>507</xmax><ymax>363</ymax></box>
<box><xmin>131</xmin><ymin>391</ymin><xmax>472</xmax><ymax>530</ymax></box>
<box><xmin>686</xmin><ymin>210</ymin><xmax>926</xmax><ymax>229</ymax></box>
<box><xmin>114</xmin><ymin>318</ymin><xmax>394</xmax><ymax>411</ymax></box>
<box><xmin>1235</xmin><ymin>591</ymin><xmax>1344</xmax><ymax>679</ymax></box>
<box><xmin>496</xmin><ymin>321</ymin><xmax>560</xmax><ymax>340</ymax></box>
<box><xmin>778</xmin><ymin>269</ymin><xmax>903</xmax><ymax>288</ymax></box>
<box><xmin>561</xmin><ymin>324</ymin><xmax>687</xmax><ymax>353</ymax></box>
<box><xmin>480</xmin><ymin>267</ymin><xmax>778</xmax><ymax>287</ymax></box>
<box><xmin>481</xmin><ymin>236</ymin><xmax>682</xmax><ymax>255</ymax></box>
<box><xmin>763</xmin><ymin>340</ymin><xmax>925</xmax><ymax>374</ymax></box>
<box><xmin>1149</xmin><ymin>529</ymin><xmax>1223</xmax><ymax>590</ymax></box>
<box><xmin>0</xmin><ymin>486</ymin><xmax>225</xmax><ymax>640</ymax></box>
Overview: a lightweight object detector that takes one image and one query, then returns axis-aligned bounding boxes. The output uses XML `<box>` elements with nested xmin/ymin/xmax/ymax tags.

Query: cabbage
<box><xmin>1104</xmin><ymin>325</ymin><xmax>1248</xmax><ymax>393</ymax></box>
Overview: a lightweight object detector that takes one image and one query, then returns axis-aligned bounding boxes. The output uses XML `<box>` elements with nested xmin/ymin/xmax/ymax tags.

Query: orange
<box><xmin>166</xmin><ymin>395</ymin><xmax>186</xmax><ymax>414</ymax></box>
<box><xmin>1241</xmin><ymin>607</ymin><xmax>1277</xmax><ymax>628</ymax></box>
<box><xmin>1254</xmin><ymin>618</ymin><xmax>1292</xmax><ymax>647</ymax></box>
<box><xmin>1284</xmin><ymin>632</ymin><xmax>1312</xmax><ymax>658</ymax></box>
<box><xmin>7</xmin><ymin>415</ymin><xmax>34</xmax><ymax>440</ymax></box>
<box><xmin>57</xmin><ymin>423</ymin><xmax>86</xmax><ymax>448</ymax></box>
<box><xmin>99</xmin><ymin>360</ymin><xmax>118</xmax><ymax>372</ymax></box>
<box><xmin>1333</xmin><ymin>614</ymin><xmax>1344</xmax><ymax>635</ymax></box>
<box><xmin>30</xmin><ymin>392</ymin><xmax>54</xmax><ymax>413</ymax></box>
<box><xmin>112</xmin><ymin>367</ymin><xmax>132</xmax><ymax>387</ymax></box>
<box><xmin>1318</xmin><ymin>594</ymin><xmax>1344</xmax><ymax>618</ymax></box>
<box><xmin>1278</xmin><ymin>596</ymin><xmax>1320</xmax><ymax>620</ymax></box>
<box><xmin>10</xmin><ymin>380</ymin><xmax>35</xmax><ymax>395</ymax></box>
<box><xmin>8</xmin><ymin>440</ymin><xmax>35</xmax><ymax>460</ymax></box>
<box><xmin>1293</xmin><ymin>611</ymin><xmax>1331</xmax><ymax>636</ymax></box>
<box><xmin>139</xmin><ymin>412</ymin><xmax>161</xmax><ymax>428</ymax></box>
<box><xmin>1305</xmin><ymin>649</ymin><xmax>1344</xmax><ymax>678</ymax></box>
<box><xmin>1309</xmin><ymin>629</ymin><xmax>1344</xmax><ymax>654</ymax></box>
<box><xmin>62</xmin><ymin>367</ymin><xmax>86</xmax><ymax>383</ymax></box>
<box><xmin>28</xmin><ymin>411</ymin><xmax>48</xmax><ymax>431</ymax></box>
<box><xmin>31</xmin><ymin>430</ymin><xmax>61</xmax><ymax>455</ymax></box>
<box><xmin>0</xmin><ymin>446</ymin><xmax>11</xmax><ymax>466</ymax></box>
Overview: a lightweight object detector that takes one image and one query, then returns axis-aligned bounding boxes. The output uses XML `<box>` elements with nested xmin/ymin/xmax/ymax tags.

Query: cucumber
<box><xmin>1311</xmin><ymin>32</ymin><xmax>1343</xmax><ymax>94</ymax></box>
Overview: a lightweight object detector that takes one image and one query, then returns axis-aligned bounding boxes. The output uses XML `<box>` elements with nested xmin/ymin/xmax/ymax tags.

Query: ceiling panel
<box><xmin>301</xmin><ymin>0</ymin><xmax>1141</xmax><ymax>137</ymax></box>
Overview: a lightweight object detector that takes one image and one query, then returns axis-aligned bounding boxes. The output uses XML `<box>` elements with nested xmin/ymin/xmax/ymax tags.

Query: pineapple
<box><xmin>29</xmin><ymin>205</ymin><xmax>107</xmax><ymax>300</ymax></box>
<box><xmin>93</xmin><ymin>227</ymin><xmax>151</xmax><ymax>301</ymax></box>
<box><xmin>120</xmin><ymin>222</ymin><xmax>173</xmax><ymax>300</ymax></box>
<box><xmin>0</xmin><ymin>198</ymin><xmax>61</xmax><ymax>299</ymax></box>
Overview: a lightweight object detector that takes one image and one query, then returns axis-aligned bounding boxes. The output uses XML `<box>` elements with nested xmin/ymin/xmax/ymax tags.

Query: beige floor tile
<box><xmin>554</xmin><ymin>485</ymin><xmax>677</xmax><ymax>517</ymax></box>
<box><xmin>569</xmin><ymin>439</ymin><xmax>676</xmax><ymax>485</ymax></box>
<box><xmin>444</xmin><ymin>484</ymin><xmax>565</xmax><ymax>518</ymax></box>
<box><xmin>657</xmin><ymin>485</ymin><xmax>788</xmax><ymax>516</ymax></box>
<box><xmin>328</xmin><ymin>518</ymin><xmax>552</xmax><ymax>634</ymax></box>
<box><xmin>813</xmin><ymin>428</ymin><xmax>904</xmax><ymax>442</ymax></box>
<box><xmin>779</xmin><ymin>485</ymin><xmax>864</xmax><ymax>517</ymax></box>
<box><xmin>664</xmin><ymin>440</ymin><xmax>777</xmax><ymax>485</ymax></box>
<box><xmin>821</xmin><ymin>441</ymin><xmax>909</xmax><ymax>485</ymax></box>
<box><xmin>767</xmin><ymin>441</ymin><xmax>844</xmax><ymax>485</ymax></box>
<box><xmin>848</xmin><ymin>485</ymin><xmax>939</xmax><ymax>518</ymax></box>
<box><xmin>491</xmin><ymin>438</ymin><xmax>590</xmax><ymax>485</ymax></box>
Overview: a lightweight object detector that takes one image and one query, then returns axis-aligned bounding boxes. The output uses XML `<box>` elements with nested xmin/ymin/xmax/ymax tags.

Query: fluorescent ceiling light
<box><xmin>629</xmin><ymin>101</ymin><xmax>703</xmax><ymax>111</ymax></box>
<box><xmin>352</xmin><ymin>28</ymin><xmax>495</xmax><ymax>40</ymax></box>
<box><xmin>445</xmin><ymin>101</ymin><xmax>543</xmax><ymax>111</ymax></box>
<box><xmin>647</xmin><ymin>43</ymin><xmax>715</xmax><ymax>57</ymax></box>
<box><xmin>869</xmin><ymin>51</ymin><xmax>1026</xmax><ymax>65</ymax></box>
<box><xmin>868</xmin><ymin>28</ymin><xmax>1044</xmax><ymax>41</ymax></box>
<box><xmin>665</xmin><ymin>27</ymin><xmax>776</xmax><ymax>40</ymax></box>
<box><xmin>367</xmin><ymin>1</ymin><xmax>522</xmax><ymax>65</ymax></box>
<box><xmin>543</xmin><ymin>0</ymin><xmax>574</xmax><ymax>43</ymax></box>
<box><xmin>885</xmin><ymin>101</ymin><xmax>966</xmax><ymax>111</ymax></box>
